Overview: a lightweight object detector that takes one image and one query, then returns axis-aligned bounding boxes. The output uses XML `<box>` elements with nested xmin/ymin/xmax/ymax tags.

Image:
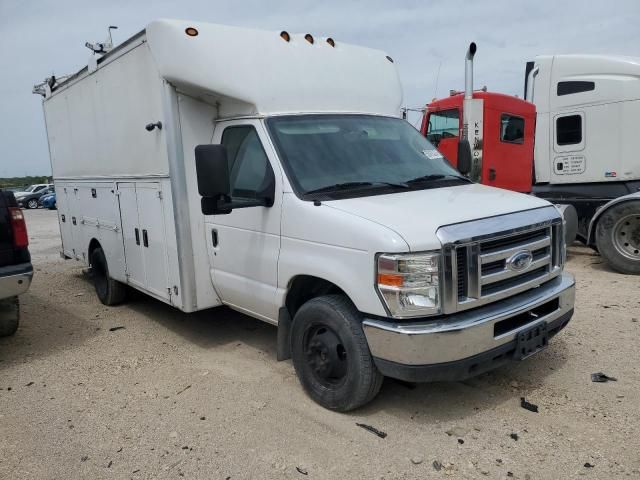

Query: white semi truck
<box><xmin>525</xmin><ymin>55</ymin><xmax>640</xmax><ymax>273</ymax></box>
<box><xmin>34</xmin><ymin>20</ymin><xmax>575</xmax><ymax>411</ymax></box>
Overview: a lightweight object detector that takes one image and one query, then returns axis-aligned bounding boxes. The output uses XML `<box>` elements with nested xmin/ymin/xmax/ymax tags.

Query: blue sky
<box><xmin>0</xmin><ymin>0</ymin><xmax>638</xmax><ymax>176</ymax></box>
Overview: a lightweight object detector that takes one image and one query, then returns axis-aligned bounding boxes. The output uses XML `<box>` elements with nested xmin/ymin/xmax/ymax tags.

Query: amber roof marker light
<box><xmin>304</xmin><ymin>34</ymin><xmax>314</xmax><ymax>44</ymax></box>
<box><xmin>185</xmin><ymin>27</ymin><xmax>199</xmax><ymax>37</ymax></box>
<box><xmin>280</xmin><ymin>31</ymin><xmax>290</xmax><ymax>42</ymax></box>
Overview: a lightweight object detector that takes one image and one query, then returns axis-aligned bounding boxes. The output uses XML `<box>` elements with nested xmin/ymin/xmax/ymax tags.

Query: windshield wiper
<box><xmin>305</xmin><ymin>181</ymin><xmax>408</xmax><ymax>195</ymax></box>
<box><xmin>405</xmin><ymin>174</ymin><xmax>470</xmax><ymax>185</ymax></box>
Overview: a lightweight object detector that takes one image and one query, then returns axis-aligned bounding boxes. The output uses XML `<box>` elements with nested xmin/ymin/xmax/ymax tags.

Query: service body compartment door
<box><xmin>64</xmin><ymin>186</ymin><xmax>82</xmax><ymax>258</ymax></box>
<box><xmin>56</xmin><ymin>185</ymin><xmax>75</xmax><ymax>258</ymax></box>
<box><xmin>117</xmin><ymin>183</ymin><xmax>145</xmax><ymax>289</ymax></box>
<box><xmin>136</xmin><ymin>183</ymin><xmax>170</xmax><ymax>300</ymax></box>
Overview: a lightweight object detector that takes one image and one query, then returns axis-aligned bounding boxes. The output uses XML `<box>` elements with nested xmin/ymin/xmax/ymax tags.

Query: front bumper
<box><xmin>0</xmin><ymin>263</ymin><xmax>34</xmax><ymax>300</ymax></box>
<box><xmin>363</xmin><ymin>272</ymin><xmax>575</xmax><ymax>382</ymax></box>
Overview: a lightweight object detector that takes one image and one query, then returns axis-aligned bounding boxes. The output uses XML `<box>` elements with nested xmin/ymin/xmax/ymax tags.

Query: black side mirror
<box><xmin>457</xmin><ymin>139</ymin><xmax>472</xmax><ymax>176</ymax></box>
<box><xmin>195</xmin><ymin>145</ymin><xmax>231</xmax><ymax>215</ymax></box>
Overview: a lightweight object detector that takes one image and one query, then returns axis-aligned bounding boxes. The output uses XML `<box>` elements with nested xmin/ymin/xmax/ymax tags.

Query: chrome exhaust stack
<box><xmin>464</xmin><ymin>42</ymin><xmax>477</xmax><ymax>100</ymax></box>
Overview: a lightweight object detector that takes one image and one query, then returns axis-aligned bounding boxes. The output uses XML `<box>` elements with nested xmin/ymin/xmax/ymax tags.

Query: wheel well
<box><xmin>88</xmin><ymin>239</ymin><xmax>101</xmax><ymax>264</ymax></box>
<box><xmin>285</xmin><ymin>275</ymin><xmax>346</xmax><ymax>318</ymax></box>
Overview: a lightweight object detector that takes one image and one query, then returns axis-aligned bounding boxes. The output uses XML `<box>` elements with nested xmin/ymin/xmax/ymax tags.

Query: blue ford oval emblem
<box><xmin>507</xmin><ymin>250</ymin><xmax>533</xmax><ymax>272</ymax></box>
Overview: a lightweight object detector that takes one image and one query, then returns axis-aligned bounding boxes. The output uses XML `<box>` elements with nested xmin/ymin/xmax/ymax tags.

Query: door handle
<box><xmin>142</xmin><ymin>229</ymin><xmax>149</xmax><ymax>248</ymax></box>
<box><xmin>134</xmin><ymin>228</ymin><xmax>140</xmax><ymax>245</ymax></box>
<box><xmin>212</xmin><ymin>229</ymin><xmax>218</xmax><ymax>247</ymax></box>
<box><xmin>489</xmin><ymin>168</ymin><xmax>497</xmax><ymax>181</ymax></box>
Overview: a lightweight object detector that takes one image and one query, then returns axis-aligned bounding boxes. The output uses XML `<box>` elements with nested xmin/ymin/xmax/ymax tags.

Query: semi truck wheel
<box><xmin>90</xmin><ymin>247</ymin><xmax>127</xmax><ymax>305</ymax></box>
<box><xmin>595</xmin><ymin>200</ymin><xmax>640</xmax><ymax>275</ymax></box>
<box><xmin>290</xmin><ymin>295</ymin><xmax>383</xmax><ymax>411</ymax></box>
<box><xmin>0</xmin><ymin>297</ymin><xmax>20</xmax><ymax>337</ymax></box>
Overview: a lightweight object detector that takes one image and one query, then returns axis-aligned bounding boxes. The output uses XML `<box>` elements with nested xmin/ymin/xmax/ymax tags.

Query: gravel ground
<box><xmin>1</xmin><ymin>209</ymin><xmax>638</xmax><ymax>479</ymax></box>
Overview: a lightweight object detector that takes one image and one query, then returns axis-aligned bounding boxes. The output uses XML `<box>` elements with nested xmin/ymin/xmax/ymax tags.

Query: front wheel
<box><xmin>595</xmin><ymin>200</ymin><xmax>640</xmax><ymax>274</ymax></box>
<box><xmin>26</xmin><ymin>199</ymin><xmax>38</xmax><ymax>209</ymax></box>
<box><xmin>90</xmin><ymin>247</ymin><xmax>127</xmax><ymax>305</ymax></box>
<box><xmin>291</xmin><ymin>295</ymin><xmax>383</xmax><ymax>411</ymax></box>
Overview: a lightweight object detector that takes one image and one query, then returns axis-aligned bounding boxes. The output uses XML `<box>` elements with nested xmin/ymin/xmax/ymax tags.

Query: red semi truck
<box><xmin>421</xmin><ymin>43</ymin><xmax>640</xmax><ymax>274</ymax></box>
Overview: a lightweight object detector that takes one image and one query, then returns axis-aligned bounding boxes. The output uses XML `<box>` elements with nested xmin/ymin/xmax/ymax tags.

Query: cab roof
<box><xmin>427</xmin><ymin>91</ymin><xmax>535</xmax><ymax>115</ymax></box>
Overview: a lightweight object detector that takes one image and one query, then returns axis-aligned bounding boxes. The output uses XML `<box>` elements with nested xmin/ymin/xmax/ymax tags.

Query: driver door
<box><xmin>204</xmin><ymin>119</ymin><xmax>282</xmax><ymax>322</ymax></box>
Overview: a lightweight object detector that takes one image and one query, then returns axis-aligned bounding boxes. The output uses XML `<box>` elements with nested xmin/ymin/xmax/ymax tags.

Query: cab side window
<box><xmin>500</xmin><ymin>114</ymin><xmax>525</xmax><ymax>144</ymax></box>
<box><xmin>426</xmin><ymin>109</ymin><xmax>459</xmax><ymax>146</ymax></box>
<box><xmin>556</xmin><ymin>115</ymin><xmax>582</xmax><ymax>146</ymax></box>
<box><xmin>221</xmin><ymin>126</ymin><xmax>273</xmax><ymax>200</ymax></box>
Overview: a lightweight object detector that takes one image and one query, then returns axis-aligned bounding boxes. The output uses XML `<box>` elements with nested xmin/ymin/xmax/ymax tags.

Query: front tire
<box><xmin>26</xmin><ymin>199</ymin><xmax>38</xmax><ymax>209</ymax></box>
<box><xmin>595</xmin><ymin>200</ymin><xmax>640</xmax><ymax>275</ymax></box>
<box><xmin>90</xmin><ymin>247</ymin><xmax>127</xmax><ymax>305</ymax></box>
<box><xmin>291</xmin><ymin>295</ymin><xmax>383</xmax><ymax>411</ymax></box>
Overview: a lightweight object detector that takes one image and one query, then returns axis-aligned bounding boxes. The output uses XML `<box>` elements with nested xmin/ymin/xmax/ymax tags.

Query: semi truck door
<box><xmin>117</xmin><ymin>183</ymin><xmax>145</xmax><ymax>289</ymax></box>
<box><xmin>483</xmin><ymin>110</ymin><xmax>534</xmax><ymax>192</ymax></box>
<box><xmin>204</xmin><ymin>120</ymin><xmax>281</xmax><ymax>322</ymax></box>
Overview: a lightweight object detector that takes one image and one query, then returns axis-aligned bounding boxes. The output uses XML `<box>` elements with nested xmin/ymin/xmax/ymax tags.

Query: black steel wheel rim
<box><xmin>303</xmin><ymin>323</ymin><xmax>348</xmax><ymax>387</ymax></box>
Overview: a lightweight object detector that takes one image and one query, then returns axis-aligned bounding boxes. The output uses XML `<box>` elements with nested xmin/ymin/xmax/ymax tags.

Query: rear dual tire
<box><xmin>0</xmin><ymin>297</ymin><xmax>20</xmax><ymax>337</ymax></box>
<box><xmin>291</xmin><ymin>295</ymin><xmax>383</xmax><ymax>412</ymax></box>
<box><xmin>90</xmin><ymin>247</ymin><xmax>127</xmax><ymax>305</ymax></box>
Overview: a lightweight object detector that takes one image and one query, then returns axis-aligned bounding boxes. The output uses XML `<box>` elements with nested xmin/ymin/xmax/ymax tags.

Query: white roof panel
<box><xmin>146</xmin><ymin>19</ymin><xmax>403</xmax><ymax>116</ymax></box>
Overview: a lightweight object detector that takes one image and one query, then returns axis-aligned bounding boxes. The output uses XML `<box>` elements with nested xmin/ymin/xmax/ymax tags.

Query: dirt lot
<box><xmin>1</xmin><ymin>209</ymin><xmax>638</xmax><ymax>479</ymax></box>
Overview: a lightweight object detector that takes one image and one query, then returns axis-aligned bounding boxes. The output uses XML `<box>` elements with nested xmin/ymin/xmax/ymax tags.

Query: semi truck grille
<box><xmin>438</xmin><ymin>207</ymin><xmax>564</xmax><ymax>314</ymax></box>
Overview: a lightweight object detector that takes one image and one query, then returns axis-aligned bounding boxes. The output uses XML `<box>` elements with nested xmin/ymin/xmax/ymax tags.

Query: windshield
<box><xmin>24</xmin><ymin>185</ymin><xmax>37</xmax><ymax>192</ymax></box>
<box><xmin>266</xmin><ymin>114</ymin><xmax>466</xmax><ymax>199</ymax></box>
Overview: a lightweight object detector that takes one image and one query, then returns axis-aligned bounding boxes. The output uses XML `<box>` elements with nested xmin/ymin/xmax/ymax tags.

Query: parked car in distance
<box><xmin>16</xmin><ymin>185</ymin><xmax>54</xmax><ymax>209</ymax></box>
<box><xmin>12</xmin><ymin>184</ymin><xmax>52</xmax><ymax>197</ymax></box>
<box><xmin>39</xmin><ymin>192</ymin><xmax>56</xmax><ymax>210</ymax></box>
<box><xmin>0</xmin><ymin>190</ymin><xmax>33</xmax><ymax>336</ymax></box>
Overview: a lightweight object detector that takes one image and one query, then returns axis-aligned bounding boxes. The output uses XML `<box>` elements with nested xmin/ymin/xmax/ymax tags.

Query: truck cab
<box><xmin>422</xmin><ymin>91</ymin><xmax>536</xmax><ymax>193</ymax></box>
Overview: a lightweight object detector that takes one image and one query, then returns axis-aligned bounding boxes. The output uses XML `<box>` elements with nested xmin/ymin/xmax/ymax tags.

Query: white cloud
<box><xmin>0</xmin><ymin>0</ymin><xmax>638</xmax><ymax>175</ymax></box>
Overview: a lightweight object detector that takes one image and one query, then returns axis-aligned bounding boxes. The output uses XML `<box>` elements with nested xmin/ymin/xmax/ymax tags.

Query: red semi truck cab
<box><xmin>421</xmin><ymin>91</ymin><xmax>536</xmax><ymax>193</ymax></box>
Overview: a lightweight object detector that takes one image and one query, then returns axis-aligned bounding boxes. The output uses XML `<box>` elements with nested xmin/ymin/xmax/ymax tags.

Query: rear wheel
<box><xmin>90</xmin><ymin>247</ymin><xmax>127</xmax><ymax>305</ymax></box>
<box><xmin>26</xmin><ymin>199</ymin><xmax>38</xmax><ymax>209</ymax></box>
<box><xmin>595</xmin><ymin>200</ymin><xmax>640</xmax><ymax>275</ymax></box>
<box><xmin>291</xmin><ymin>295</ymin><xmax>383</xmax><ymax>411</ymax></box>
<box><xmin>0</xmin><ymin>297</ymin><xmax>20</xmax><ymax>337</ymax></box>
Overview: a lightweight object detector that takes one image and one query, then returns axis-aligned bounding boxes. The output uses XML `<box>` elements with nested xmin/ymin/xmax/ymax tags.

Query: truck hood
<box><xmin>323</xmin><ymin>184</ymin><xmax>552</xmax><ymax>251</ymax></box>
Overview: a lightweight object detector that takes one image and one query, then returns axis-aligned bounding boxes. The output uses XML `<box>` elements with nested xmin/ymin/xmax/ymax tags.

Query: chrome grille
<box><xmin>438</xmin><ymin>207</ymin><xmax>564</xmax><ymax>314</ymax></box>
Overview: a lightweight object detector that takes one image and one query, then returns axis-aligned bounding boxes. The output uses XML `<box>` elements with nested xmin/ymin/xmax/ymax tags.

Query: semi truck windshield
<box><xmin>267</xmin><ymin>114</ymin><xmax>466</xmax><ymax>199</ymax></box>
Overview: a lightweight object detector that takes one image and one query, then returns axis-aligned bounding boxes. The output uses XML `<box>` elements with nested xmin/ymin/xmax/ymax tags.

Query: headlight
<box><xmin>376</xmin><ymin>251</ymin><xmax>441</xmax><ymax>318</ymax></box>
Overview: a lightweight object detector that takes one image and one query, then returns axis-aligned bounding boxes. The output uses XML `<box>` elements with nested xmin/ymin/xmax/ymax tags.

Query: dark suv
<box><xmin>0</xmin><ymin>190</ymin><xmax>33</xmax><ymax>336</ymax></box>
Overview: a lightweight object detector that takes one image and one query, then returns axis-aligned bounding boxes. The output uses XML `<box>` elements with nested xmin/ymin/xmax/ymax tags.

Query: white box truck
<box><xmin>35</xmin><ymin>19</ymin><xmax>575</xmax><ymax>411</ymax></box>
